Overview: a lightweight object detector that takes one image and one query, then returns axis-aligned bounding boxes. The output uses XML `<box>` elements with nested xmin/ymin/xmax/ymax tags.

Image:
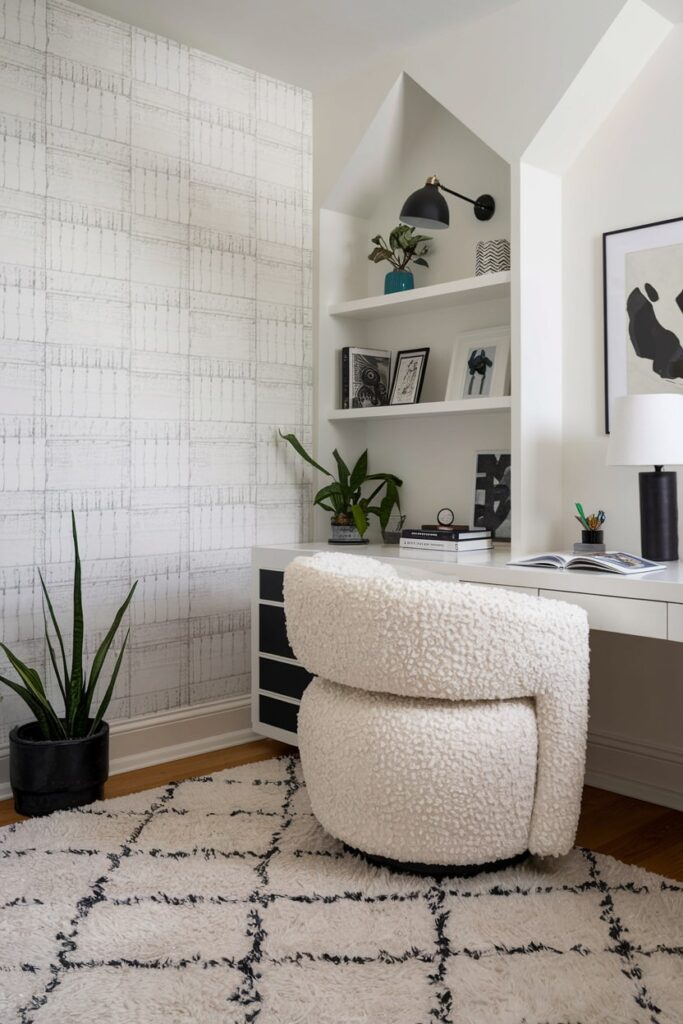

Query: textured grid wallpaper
<box><xmin>0</xmin><ymin>0</ymin><xmax>313</xmax><ymax>743</ymax></box>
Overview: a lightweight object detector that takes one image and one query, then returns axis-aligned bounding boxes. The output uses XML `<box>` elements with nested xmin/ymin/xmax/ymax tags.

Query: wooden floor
<box><xmin>1</xmin><ymin>739</ymin><xmax>681</xmax><ymax>881</ymax></box>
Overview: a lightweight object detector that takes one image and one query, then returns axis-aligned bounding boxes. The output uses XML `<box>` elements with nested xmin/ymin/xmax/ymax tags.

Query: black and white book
<box><xmin>402</xmin><ymin>527</ymin><xmax>491</xmax><ymax>542</ymax></box>
<box><xmin>400</xmin><ymin>538</ymin><xmax>492</xmax><ymax>552</ymax></box>
<box><xmin>507</xmin><ymin>551</ymin><xmax>663</xmax><ymax>575</ymax></box>
<box><xmin>341</xmin><ymin>347</ymin><xmax>391</xmax><ymax>409</ymax></box>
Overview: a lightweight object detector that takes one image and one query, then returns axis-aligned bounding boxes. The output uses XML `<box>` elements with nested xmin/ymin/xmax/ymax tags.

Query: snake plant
<box><xmin>279</xmin><ymin>431</ymin><xmax>402</xmax><ymax>537</ymax></box>
<box><xmin>0</xmin><ymin>513</ymin><xmax>137</xmax><ymax>740</ymax></box>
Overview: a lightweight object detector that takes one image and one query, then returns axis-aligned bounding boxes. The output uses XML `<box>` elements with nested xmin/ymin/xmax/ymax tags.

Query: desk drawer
<box><xmin>540</xmin><ymin>590</ymin><xmax>667</xmax><ymax>639</ymax></box>
<box><xmin>666</xmin><ymin>603</ymin><xmax>683</xmax><ymax>642</ymax></box>
<box><xmin>259</xmin><ymin>604</ymin><xmax>295</xmax><ymax>659</ymax></box>
<box><xmin>259</xmin><ymin>694</ymin><xmax>299</xmax><ymax>735</ymax></box>
<box><xmin>259</xmin><ymin>656</ymin><xmax>312</xmax><ymax>700</ymax></box>
<box><xmin>469</xmin><ymin>581</ymin><xmax>539</xmax><ymax>597</ymax></box>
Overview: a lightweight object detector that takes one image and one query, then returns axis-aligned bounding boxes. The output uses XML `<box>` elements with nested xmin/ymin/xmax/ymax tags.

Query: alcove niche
<box><xmin>316</xmin><ymin>73</ymin><xmax>513</xmax><ymax>539</ymax></box>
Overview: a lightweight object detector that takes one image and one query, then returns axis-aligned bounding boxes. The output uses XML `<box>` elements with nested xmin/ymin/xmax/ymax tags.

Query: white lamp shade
<box><xmin>607</xmin><ymin>394</ymin><xmax>683</xmax><ymax>467</ymax></box>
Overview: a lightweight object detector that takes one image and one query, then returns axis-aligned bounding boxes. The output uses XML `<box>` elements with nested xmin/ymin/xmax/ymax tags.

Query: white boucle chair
<box><xmin>284</xmin><ymin>551</ymin><xmax>590</xmax><ymax>875</ymax></box>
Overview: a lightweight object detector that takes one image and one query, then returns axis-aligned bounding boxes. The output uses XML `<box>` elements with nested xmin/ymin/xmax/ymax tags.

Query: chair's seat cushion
<box><xmin>298</xmin><ymin>677</ymin><xmax>538</xmax><ymax>867</ymax></box>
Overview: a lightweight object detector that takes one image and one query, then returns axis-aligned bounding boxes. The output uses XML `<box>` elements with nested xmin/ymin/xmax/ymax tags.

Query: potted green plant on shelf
<box><xmin>1</xmin><ymin>513</ymin><xmax>137</xmax><ymax>816</ymax></box>
<box><xmin>368</xmin><ymin>224</ymin><xmax>432</xmax><ymax>294</ymax></box>
<box><xmin>279</xmin><ymin>431</ymin><xmax>402</xmax><ymax>543</ymax></box>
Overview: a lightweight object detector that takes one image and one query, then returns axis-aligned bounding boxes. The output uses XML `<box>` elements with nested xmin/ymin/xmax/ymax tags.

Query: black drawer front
<box><xmin>259</xmin><ymin>695</ymin><xmax>299</xmax><ymax>735</ymax></box>
<box><xmin>259</xmin><ymin>603</ymin><xmax>295</xmax><ymax>660</ymax></box>
<box><xmin>259</xmin><ymin>657</ymin><xmax>312</xmax><ymax>700</ymax></box>
<box><xmin>259</xmin><ymin>569</ymin><xmax>285</xmax><ymax>603</ymax></box>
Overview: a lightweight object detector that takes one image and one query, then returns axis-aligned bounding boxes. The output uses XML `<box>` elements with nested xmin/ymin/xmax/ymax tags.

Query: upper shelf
<box><xmin>328</xmin><ymin>271</ymin><xmax>511</xmax><ymax>320</ymax></box>
<box><xmin>328</xmin><ymin>396</ymin><xmax>512</xmax><ymax>422</ymax></box>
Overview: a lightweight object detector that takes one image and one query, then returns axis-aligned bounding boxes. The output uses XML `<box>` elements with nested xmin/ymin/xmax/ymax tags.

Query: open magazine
<box><xmin>507</xmin><ymin>551</ymin><xmax>664</xmax><ymax>575</ymax></box>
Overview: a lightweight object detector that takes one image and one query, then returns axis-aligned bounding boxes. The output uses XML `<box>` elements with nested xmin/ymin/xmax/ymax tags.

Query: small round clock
<box><xmin>436</xmin><ymin>507</ymin><xmax>455</xmax><ymax>528</ymax></box>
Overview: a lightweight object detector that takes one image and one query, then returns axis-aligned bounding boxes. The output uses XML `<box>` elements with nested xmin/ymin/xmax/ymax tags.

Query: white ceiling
<box><xmin>72</xmin><ymin>0</ymin><xmax>521</xmax><ymax>92</ymax></box>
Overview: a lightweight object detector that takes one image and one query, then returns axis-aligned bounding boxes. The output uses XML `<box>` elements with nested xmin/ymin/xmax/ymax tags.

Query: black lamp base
<box><xmin>639</xmin><ymin>470</ymin><xmax>678</xmax><ymax>561</ymax></box>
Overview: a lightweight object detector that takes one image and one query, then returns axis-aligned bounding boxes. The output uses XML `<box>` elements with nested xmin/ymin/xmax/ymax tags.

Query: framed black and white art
<box><xmin>389</xmin><ymin>348</ymin><xmax>429</xmax><ymax>405</ymax></box>
<box><xmin>604</xmin><ymin>216</ymin><xmax>683</xmax><ymax>432</ymax></box>
<box><xmin>446</xmin><ymin>326</ymin><xmax>510</xmax><ymax>401</ymax></box>
<box><xmin>472</xmin><ymin>451</ymin><xmax>511</xmax><ymax>540</ymax></box>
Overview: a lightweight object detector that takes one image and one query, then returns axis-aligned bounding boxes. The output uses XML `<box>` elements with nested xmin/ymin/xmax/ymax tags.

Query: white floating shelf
<box><xmin>328</xmin><ymin>397</ymin><xmax>512</xmax><ymax>422</ymax></box>
<box><xmin>328</xmin><ymin>272</ymin><xmax>510</xmax><ymax>320</ymax></box>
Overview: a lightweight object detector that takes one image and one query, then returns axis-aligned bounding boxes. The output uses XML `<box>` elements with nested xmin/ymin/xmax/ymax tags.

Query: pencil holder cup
<box><xmin>574</xmin><ymin>529</ymin><xmax>606</xmax><ymax>554</ymax></box>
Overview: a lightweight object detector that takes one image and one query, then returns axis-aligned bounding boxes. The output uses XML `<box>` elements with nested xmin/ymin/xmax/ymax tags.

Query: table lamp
<box><xmin>607</xmin><ymin>393</ymin><xmax>683</xmax><ymax>561</ymax></box>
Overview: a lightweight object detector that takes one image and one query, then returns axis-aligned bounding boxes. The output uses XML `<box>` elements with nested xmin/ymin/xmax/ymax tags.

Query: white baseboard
<box><xmin>586</xmin><ymin>728</ymin><xmax>683</xmax><ymax>811</ymax></box>
<box><xmin>0</xmin><ymin>695</ymin><xmax>256</xmax><ymax>802</ymax></box>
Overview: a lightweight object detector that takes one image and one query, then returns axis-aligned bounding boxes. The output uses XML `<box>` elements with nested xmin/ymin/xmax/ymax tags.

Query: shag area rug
<box><xmin>1</xmin><ymin>755</ymin><xmax>681</xmax><ymax>1024</ymax></box>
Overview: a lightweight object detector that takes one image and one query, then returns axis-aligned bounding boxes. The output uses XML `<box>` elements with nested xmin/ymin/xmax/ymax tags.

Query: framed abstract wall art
<box><xmin>603</xmin><ymin>215</ymin><xmax>683</xmax><ymax>432</ymax></box>
<box><xmin>388</xmin><ymin>348</ymin><xmax>430</xmax><ymax>405</ymax></box>
<box><xmin>446</xmin><ymin>325</ymin><xmax>510</xmax><ymax>401</ymax></box>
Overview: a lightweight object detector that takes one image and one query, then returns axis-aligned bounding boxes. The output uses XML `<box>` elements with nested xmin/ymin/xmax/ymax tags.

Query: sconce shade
<box><xmin>400</xmin><ymin>183</ymin><xmax>450</xmax><ymax>230</ymax></box>
<box><xmin>607</xmin><ymin>394</ymin><xmax>683</xmax><ymax>466</ymax></box>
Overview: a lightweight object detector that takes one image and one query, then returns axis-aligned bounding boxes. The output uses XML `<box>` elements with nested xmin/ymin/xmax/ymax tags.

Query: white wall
<box><xmin>562</xmin><ymin>25</ymin><xmax>683</xmax><ymax>552</ymax></box>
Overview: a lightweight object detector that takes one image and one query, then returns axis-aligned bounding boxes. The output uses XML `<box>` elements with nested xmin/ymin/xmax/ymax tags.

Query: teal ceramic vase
<box><xmin>384</xmin><ymin>269</ymin><xmax>414</xmax><ymax>294</ymax></box>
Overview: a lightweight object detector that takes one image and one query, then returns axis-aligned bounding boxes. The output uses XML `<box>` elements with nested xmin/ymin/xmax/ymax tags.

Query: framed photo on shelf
<box><xmin>341</xmin><ymin>347</ymin><xmax>391</xmax><ymax>409</ymax></box>
<box><xmin>472</xmin><ymin>450</ymin><xmax>511</xmax><ymax>539</ymax></box>
<box><xmin>604</xmin><ymin>215</ymin><xmax>683</xmax><ymax>432</ymax></box>
<box><xmin>389</xmin><ymin>348</ymin><xmax>429</xmax><ymax>405</ymax></box>
<box><xmin>446</xmin><ymin>326</ymin><xmax>510</xmax><ymax>401</ymax></box>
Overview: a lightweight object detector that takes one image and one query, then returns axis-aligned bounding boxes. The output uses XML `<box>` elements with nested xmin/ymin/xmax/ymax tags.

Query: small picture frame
<box><xmin>472</xmin><ymin>450</ymin><xmax>511</xmax><ymax>539</ymax></box>
<box><xmin>446</xmin><ymin>326</ymin><xmax>510</xmax><ymax>401</ymax></box>
<box><xmin>389</xmin><ymin>348</ymin><xmax>430</xmax><ymax>405</ymax></box>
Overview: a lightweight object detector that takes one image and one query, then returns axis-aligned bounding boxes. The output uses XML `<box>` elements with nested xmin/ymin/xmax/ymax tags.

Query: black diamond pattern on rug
<box><xmin>1</xmin><ymin>756</ymin><xmax>681</xmax><ymax>1023</ymax></box>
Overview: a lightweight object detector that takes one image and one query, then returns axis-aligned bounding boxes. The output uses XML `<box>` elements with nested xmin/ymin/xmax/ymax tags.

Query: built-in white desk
<box><xmin>251</xmin><ymin>543</ymin><xmax>683</xmax><ymax>810</ymax></box>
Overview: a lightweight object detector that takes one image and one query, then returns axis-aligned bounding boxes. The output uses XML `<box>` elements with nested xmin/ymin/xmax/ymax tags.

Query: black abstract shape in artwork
<box><xmin>467</xmin><ymin>348</ymin><xmax>493</xmax><ymax>396</ymax></box>
<box><xmin>474</xmin><ymin>453</ymin><xmax>511</xmax><ymax>537</ymax></box>
<box><xmin>627</xmin><ymin>283</ymin><xmax>683</xmax><ymax>380</ymax></box>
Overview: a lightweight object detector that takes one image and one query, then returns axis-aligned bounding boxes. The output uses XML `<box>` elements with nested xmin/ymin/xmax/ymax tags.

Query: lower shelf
<box><xmin>328</xmin><ymin>396</ymin><xmax>512</xmax><ymax>422</ymax></box>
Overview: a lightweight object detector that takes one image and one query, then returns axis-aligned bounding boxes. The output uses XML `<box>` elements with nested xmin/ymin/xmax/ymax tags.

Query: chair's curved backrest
<box><xmin>284</xmin><ymin>551</ymin><xmax>587</xmax><ymax>704</ymax></box>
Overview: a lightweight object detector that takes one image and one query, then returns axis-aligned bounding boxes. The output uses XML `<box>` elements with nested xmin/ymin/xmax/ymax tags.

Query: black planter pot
<box><xmin>9</xmin><ymin>721</ymin><xmax>109</xmax><ymax>817</ymax></box>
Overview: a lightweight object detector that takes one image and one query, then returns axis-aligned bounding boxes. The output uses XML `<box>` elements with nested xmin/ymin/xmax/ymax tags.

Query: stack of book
<box><xmin>399</xmin><ymin>526</ymin><xmax>493</xmax><ymax>555</ymax></box>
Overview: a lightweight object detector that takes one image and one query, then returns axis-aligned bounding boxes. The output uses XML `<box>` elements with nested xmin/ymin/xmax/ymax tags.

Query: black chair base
<box><xmin>343</xmin><ymin>843</ymin><xmax>530</xmax><ymax>879</ymax></box>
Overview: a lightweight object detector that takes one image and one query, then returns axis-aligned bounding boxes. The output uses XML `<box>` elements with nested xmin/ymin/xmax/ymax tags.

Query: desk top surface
<box><xmin>253</xmin><ymin>542</ymin><xmax>683</xmax><ymax>604</ymax></box>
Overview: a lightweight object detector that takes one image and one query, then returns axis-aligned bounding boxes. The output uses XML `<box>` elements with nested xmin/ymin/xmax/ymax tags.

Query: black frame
<box><xmin>603</xmin><ymin>214</ymin><xmax>683</xmax><ymax>434</ymax></box>
<box><xmin>388</xmin><ymin>347</ymin><xmax>430</xmax><ymax>406</ymax></box>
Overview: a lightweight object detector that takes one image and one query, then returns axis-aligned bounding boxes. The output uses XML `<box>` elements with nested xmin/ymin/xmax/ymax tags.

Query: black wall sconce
<box><xmin>400</xmin><ymin>175</ymin><xmax>495</xmax><ymax>230</ymax></box>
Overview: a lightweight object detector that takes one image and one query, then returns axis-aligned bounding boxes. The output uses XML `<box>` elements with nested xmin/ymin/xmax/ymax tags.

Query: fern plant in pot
<box><xmin>1</xmin><ymin>514</ymin><xmax>137</xmax><ymax>816</ymax></box>
<box><xmin>280</xmin><ymin>431</ymin><xmax>402</xmax><ymax>543</ymax></box>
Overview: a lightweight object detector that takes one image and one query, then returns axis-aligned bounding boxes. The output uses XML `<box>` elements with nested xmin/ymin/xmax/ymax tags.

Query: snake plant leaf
<box><xmin>0</xmin><ymin>675</ymin><xmax>61</xmax><ymax>739</ymax></box>
<box><xmin>68</xmin><ymin>510</ymin><xmax>84</xmax><ymax>729</ymax></box>
<box><xmin>89</xmin><ymin>629</ymin><xmax>130</xmax><ymax>736</ymax></box>
<box><xmin>0</xmin><ymin>661</ymin><xmax>66</xmax><ymax>740</ymax></box>
<box><xmin>350</xmin><ymin>504</ymin><xmax>368</xmax><ymax>537</ymax></box>
<box><xmin>0</xmin><ymin>642</ymin><xmax>47</xmax><ymax>700</ymax></box>
<box><xmin>42</xmin><ymin>602</ymin><xmax>66</xmax><ymax>706</ymax></box>
<box><xmin>349</xmin><ymin>450</ymin><xmax>368</xmax><ymax>492</ymax></box>
<box><xmin>85</xmin><ymin>580</ymin><xmax>138</xmax><ymax>710</ymax></box>
<box><xmin>278</xmin><ymin>431</ymin><xmax>331</xmax><ymax>477</ymax></box>
<box><xmin>38</xmin><ymin>569</ymin><xmax>69</xmax><ymax>690</ymax></box>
